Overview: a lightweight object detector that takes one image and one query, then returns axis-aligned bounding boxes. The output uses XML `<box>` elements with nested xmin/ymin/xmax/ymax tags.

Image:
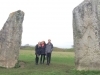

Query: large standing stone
<box><xmin>0</xmin><ymin>10</ymin><xmax>24</xmax><ymax>68</ymax></box>
<box><xmin>73</xmin><ymin>0</ymin><xmax>100</xmax><ymax>70</ymax></box>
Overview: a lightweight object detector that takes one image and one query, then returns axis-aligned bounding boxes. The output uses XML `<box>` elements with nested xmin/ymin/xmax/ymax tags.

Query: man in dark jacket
<box><xmin>45</xmin><ymin>39</ymin><xmax>53</xmax><ymax>65</ymax></box>
<box><xmin>35</xmin><ymin>42</ymin><xmax>41</xmax><ymax>65</ymax></box>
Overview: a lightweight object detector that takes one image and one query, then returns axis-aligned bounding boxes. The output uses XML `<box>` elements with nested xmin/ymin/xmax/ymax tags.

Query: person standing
<box><xmin>40</xmin><ymin>41</ymin><xmax>46</xmax><ymax>64</ymax></box>
<box><xmin>45</xmin><ymin>39</ymin><xmax>53</xmax><ymax>65</ymax></box>
<box><xmin>35</xmin><ymin>42</ymin><xmax>41</xmax><ymax>65</ymax></box>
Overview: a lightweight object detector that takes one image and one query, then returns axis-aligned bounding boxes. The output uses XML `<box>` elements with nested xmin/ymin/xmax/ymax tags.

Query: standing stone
<box><xmin>73</xmin><ymin>0</ymin><xmax>100</xmax><ymax>70</ymax></box>
<box><xmin>0</xmin><ymin>10</ymin><xmax>24</xmax><ymax>68</ymax></box>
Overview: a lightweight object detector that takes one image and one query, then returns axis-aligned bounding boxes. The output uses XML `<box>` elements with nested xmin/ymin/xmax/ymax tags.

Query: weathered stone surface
<box><xmin>73</xmin><ymin>0</ymin><xmax>100</xmax><ymax>70</ymax></box>
<box><xmin>0</xmin><ymin>10</ymin><xmax>24</xmax><ymax>68</ymax></box>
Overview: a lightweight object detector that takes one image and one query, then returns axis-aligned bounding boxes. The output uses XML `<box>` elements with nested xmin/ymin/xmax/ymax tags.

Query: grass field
<box><xmin>0</xmin><ymin>50</ymin><xmax>100</xmax><ymax>75</ymax></box>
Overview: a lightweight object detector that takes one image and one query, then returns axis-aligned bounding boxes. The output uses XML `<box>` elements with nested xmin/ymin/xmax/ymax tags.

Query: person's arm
<box><xmin>51</xmin><ymin>43</ymin><xmax>53</xmax><ymax>52</ymax></box>
<box><xmin>52</xmin><ymin>44</ymin><xmax>53</xmax><ymax>48</ymax></box>
<box><xmin>45</xmin><ymin>44</ymin><xmax>47</xmax><ymax>54</ymax></box>
<box><xmin>35</xmin><ymin>45</ymin><xmax>37</xmax><ymax>54</ymax></box>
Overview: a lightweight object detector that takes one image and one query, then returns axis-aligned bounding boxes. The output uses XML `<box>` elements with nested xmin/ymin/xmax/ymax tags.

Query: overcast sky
<box><xmin>0</xmin><ymin>0</ymin><xmax>83</xmax><ymax>48</ymax></box>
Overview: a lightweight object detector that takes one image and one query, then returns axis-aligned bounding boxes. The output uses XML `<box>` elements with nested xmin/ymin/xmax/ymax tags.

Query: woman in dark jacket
<box><xmin>35</xmin><ymin>42</ymin><xmax>41</xmax><ymax>65</ymax></box>
<box><xmin>40</xmin><ymin>41</ymin><xmax>46</xmax><ymax>64</ymax></box>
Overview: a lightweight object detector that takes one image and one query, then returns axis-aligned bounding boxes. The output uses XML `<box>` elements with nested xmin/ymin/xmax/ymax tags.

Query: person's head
<box><xmin>38</xmin><ymin>42</ymin><xmax>41</xmax><ymax>46</ymax></box>
<box><xmin>41</xmin><ymin>41</ymin><xmax>44</xmax><ymax>44</ymax></box>
<box><xmin>40</xmin><ymin>42</ymin><xmax>42</xmax><ymax>45</ymax></box>
<box><xmin>48</xmin><ymin>39</ymin><xmax>51</xmax><ymax>43</ymax></box>
<box><xmin>38</xmin><ymin>42</ymin><xmax>41</xmax><ymax>47</ymax></box>
<box><xmin>42</xmin><ymin>41</ymin><xmax>46</xmax><ymax>44</ymax></box>
<box><xmin>41</xmin><ymin>41</ymin><xmax>45</xmax><ymax>44</ymax></box>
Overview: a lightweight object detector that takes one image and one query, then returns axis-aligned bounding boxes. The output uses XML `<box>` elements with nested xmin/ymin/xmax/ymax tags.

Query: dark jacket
<box><xmin>35</xmin><ymin>44</ymin><xmax>41</xmax><ymax>55</ymax></box>
<box><xmin>46</xmin><ymin>43</ymin><xmax>53</xmax><ymax>54</ymax></box>
<box><xmin>40</xmin><ymin>44</ymin><xmax>46</xmax><ymax>54</ymax></box>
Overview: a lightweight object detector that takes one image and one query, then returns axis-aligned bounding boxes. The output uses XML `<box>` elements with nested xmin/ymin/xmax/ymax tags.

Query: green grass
<box><xmin>0</xmin><ymin>50</ymin><xmax>100</xmax><ymax>75</ymax></box>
